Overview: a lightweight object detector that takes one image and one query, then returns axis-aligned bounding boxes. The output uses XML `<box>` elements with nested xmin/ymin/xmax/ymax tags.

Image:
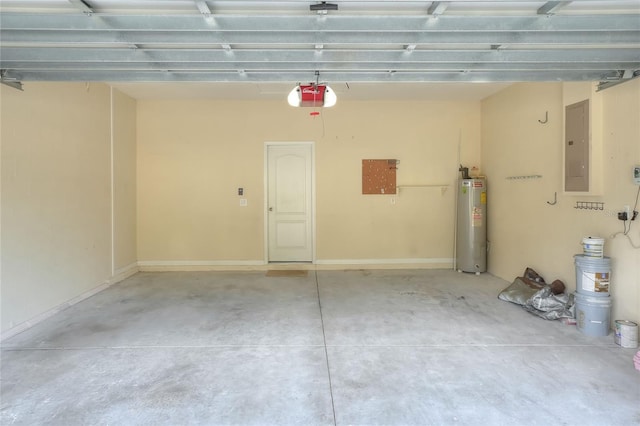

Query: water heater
<box><xmin>456</xmin><ymin>178</ymin><xmax>487</xmax><ymax>274</ymax></box>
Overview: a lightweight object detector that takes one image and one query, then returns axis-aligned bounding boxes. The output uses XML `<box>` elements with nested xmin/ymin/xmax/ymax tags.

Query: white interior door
<box><xmin>267</xmin><ymin>143</ymin><xmax>313</xmax><ymax>262</ymax></box>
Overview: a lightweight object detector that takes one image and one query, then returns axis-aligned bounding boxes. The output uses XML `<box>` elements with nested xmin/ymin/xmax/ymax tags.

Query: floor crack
<box><xmin>315</xmin><ymin>270</ymin><xmax>337</xmax><ymax>426</ymax></box>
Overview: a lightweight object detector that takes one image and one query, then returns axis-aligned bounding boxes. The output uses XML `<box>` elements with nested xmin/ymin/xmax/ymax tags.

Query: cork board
<box><xmin>362</xmin><ymin>159</ymin><xmax>397</xmax><ymax>194</ymax></box>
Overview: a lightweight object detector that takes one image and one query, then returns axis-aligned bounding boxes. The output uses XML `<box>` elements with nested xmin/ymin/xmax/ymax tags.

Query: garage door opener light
<box><xmin>287</xmin><ymin>71</ymin><xmax>337</xmax><ymax>108</ymax></box>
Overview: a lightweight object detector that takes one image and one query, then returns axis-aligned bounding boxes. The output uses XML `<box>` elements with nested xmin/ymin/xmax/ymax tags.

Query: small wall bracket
<box><xmin>546</xmin><ymin>192</ymin><xmax>557</xmax><ymax>205</ymax></box>
<box><xmin>538</xmin><ymin>111</ymin><xmax>548</xmax><ymax>124</ymax></box>
<box><xmin>0</xmin><ymin>70</ymin><xmax>23</xmax><ymax>91</ymax></box>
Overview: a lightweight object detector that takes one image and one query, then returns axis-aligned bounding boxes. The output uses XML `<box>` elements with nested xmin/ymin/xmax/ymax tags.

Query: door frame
<box><xmin>263</xmin><ymin>142</ymin><xmax>316</xmax><ymax>264</ymax></box>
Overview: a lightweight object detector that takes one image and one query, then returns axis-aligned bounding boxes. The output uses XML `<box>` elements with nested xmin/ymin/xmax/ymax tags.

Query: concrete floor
<box><xmin>1</xmin><ymin>269</ymin><xmax>639</xmax><ymax>425</ymax></box>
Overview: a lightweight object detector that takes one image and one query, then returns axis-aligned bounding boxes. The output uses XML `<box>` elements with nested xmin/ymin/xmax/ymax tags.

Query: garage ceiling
<box><xmin>1</xmin><ymin>0</ymin><xmax>639</xmax><ymax>99</ymax></box>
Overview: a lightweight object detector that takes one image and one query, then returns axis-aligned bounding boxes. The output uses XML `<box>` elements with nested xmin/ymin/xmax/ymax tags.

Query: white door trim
<box><xmin>264</xmin><ymin>142</ymin><xmax>316</xmax><ymax>264</ymax></box>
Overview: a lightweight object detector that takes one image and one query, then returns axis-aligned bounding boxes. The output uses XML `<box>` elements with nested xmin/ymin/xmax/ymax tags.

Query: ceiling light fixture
<box><xmin>287</xmin><ymin>71</ymin><xmax>337</xmax><ymax>108</ymax></box>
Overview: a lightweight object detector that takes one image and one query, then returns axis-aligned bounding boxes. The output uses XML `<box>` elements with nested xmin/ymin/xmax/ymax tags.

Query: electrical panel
<box><xmin>565</xmin><ymin>99</ymin><xmax>590</xmax><ymax>192</ymax></box>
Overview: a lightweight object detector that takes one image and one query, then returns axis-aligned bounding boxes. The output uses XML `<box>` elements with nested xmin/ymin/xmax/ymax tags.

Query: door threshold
<box><xmin>266</xmin><ymin>261</ymin><xmax>315</xmax><ymax>270</ymax></box>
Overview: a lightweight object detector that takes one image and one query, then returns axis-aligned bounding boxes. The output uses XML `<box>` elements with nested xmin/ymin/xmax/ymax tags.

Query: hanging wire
<box><xmin>624</xmin><ymin>186</ymin><xmax>640</xmax><ymax>235</ymax></box>
<box><xmin>610</xmin><ymin>186</ymin><xmax>640</xmax><ymax>249</ymax></box>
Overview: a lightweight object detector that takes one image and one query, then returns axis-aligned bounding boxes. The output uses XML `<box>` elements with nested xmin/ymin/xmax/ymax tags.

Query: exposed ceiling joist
<box><xmin>2</xmin><ymin>14</ymin><xmax>637</xmax><ymax>32</ymax></box>
<box><xmin>4</xmin><ymin>48</ymin><xmax>636</xmax><ymax>64</ymax></box>
<box><xmin>0</xmin><ymin>1</ymin><xmax>638</xmax><ymax>86</ymax></box>
<box><xmin>7</xmin><ymin>70</ymin><xmax>622</xmax><ymax>83</ymax></box>
<box><xmin>3</xmin><ymin>28</ymin><xmax>637</xmax><ymax>46</ymax></box>
<box><xmin>6</xmin><ymin>60</ymin><xmax>636</xmax><ymax>72</ymax></box>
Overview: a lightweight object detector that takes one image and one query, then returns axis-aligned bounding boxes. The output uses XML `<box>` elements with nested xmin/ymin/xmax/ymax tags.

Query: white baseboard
<box><xmin>112</xmin><ymin>262</ymin><xmax>139</xmax><ymax>283</ymax></box>
<box><xmin>137</xmin><ymin>260</ymin><xmax>266</xmax><ymax>271</ymax></box>
<box><xmin>1</xmin><ymin>265</ymin><xmax>140</xmax><ymax>342</ymax></box>
<box><xmin>315</xmin><ymin>258</ymin><xmax>454</xmax><ymax>269</ymax></box>
<box><xmin>315</xmin><ymin>257</ymin><xmax>452</xmax><ymax>265</ymax></box>
<box><xmin>137</xmin><ymin>258</ymin><xmax>453</xmax><ymax>271</ymax></box>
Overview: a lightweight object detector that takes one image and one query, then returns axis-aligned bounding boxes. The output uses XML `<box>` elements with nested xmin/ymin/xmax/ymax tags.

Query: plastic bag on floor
<box><xmin>523</xmin><ymin>286</ymin><xmax>574</xmax><ymax>320</ymax></box>
<box><xmin>498</xmin><ymin>277</ymin><xmax>543</xmax><ymax>305</ymax></box>
<box><xmin>498</xmin><ymin>267</ymin><xmax>547</xmax><ymax>305</ymax></box>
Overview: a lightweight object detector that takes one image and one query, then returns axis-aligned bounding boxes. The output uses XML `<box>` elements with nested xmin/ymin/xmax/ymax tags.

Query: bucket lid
<box><xmin>615</xmin><ymin>320</ymin><xmax>638</xmax><ymax>327</ymax></box>
<box><xmin>583</xmin><ymin>236</ymin><xmax>604</xmax><ymax>244</ymax></box>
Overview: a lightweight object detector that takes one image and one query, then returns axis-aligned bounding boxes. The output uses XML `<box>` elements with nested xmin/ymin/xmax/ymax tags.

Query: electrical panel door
<box><xmin>565</xmin><ymin>99</ymin><xmax>589</xmax><ymax>192</ymax></box>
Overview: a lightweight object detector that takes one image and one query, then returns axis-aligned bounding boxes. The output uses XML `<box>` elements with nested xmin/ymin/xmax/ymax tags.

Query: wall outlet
<box><xmin>618</xmin><ymin>206</ymin><xmax>635</xmax><ymax>220</ymax></box>
<box><xmin>239</xmin><ymin>198</ymin><xmax>247</xmax><ymax>207</ymax></box>
<box><xmin>634</xmin><ymin>166</ymin><xmax>640</xmax><ymax>185</ymax></box>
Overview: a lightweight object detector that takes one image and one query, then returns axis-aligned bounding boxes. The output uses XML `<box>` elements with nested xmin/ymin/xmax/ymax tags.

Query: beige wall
<box><xmin>4</xmin><ymin>79</ymin><xmax>636</xmax><ymax>334</ymax></box>
<box><xmin>0</xmin><ymin>83</ymin><xmax>137</xmax><ymax>334</ymax></box>
<box><xmin>482</xmin><ymin>81</ymin><xmax>640</xmax><ymax>324</ymax></box>
<box><xmin>137</xmin><ymin>99</ymin><xmax>481</xmax><ymax>266</ymax></box>
<box><xmin>113</xmin><ymin>88</ymin><xmax>137</xmax><ymax>273</ymax></box>
<box><xmin>601</xmin><ymin>81</ymin><xmax>640</xmax><ymax>323</ymax></box>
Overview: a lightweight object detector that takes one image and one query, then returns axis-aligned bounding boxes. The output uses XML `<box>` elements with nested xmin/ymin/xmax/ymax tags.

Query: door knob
<box><xmin>269</xmin><ymin>207</ymin><xmax>273</xmax><ymax>211</ymax></box>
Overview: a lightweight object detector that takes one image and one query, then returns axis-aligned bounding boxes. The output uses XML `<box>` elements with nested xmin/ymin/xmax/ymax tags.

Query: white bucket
<box><xmin>574</xmin><ymin>293</ymin><xmax>611</xmax><ymax>337</ymax></box>
<box><xmin>574</xmin><ymin>255</ymin><xmax>611</xmax><ymax>297</ymax></box>
<box><xmin>614</xmin><ymin>320</ymin><xmax>638</xmax><ymax>348</ymax></box>
<box><xmin>582</xmin><ymin>236</ymin><xmax>605</xmax><ymax>258</ymax></box>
